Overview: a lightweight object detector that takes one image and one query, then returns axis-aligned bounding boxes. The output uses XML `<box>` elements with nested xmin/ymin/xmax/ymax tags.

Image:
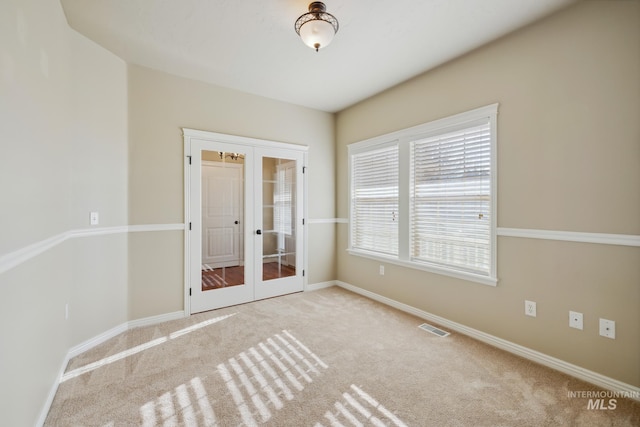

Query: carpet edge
<box><xmin>334</xmin><ymin>280</ymin><xmax>640</xmax><ymax>401</ymax></box>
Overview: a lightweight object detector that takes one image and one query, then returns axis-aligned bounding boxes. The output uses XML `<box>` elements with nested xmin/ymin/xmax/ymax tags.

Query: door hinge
<box><xmin>303</xmin><ymin>166</ymin><xmax>306</xmax><ymax>173</ymax></box>
<box><xmin>187</xmin><ymin>155</ymin><xmax>192</xmax><ymax>165</ymax></box>
<box><xmin>303</xmin><ymin>270</ymin><xmax>305</xmax><ymax>277</ymax></box>
<box><xmin>189</xmin><ymin>288</ymin><xmax>192</xmax><ymax>296</ymax></box>
<box><xmin>189</xmin><ymin>222</ymin><xmax>192</xmax><ymax>230</ymax></box>
<box><xmin>302</xmin><ymin>218</ymin><xmax>305</xmax><ymax>225</ymax></box>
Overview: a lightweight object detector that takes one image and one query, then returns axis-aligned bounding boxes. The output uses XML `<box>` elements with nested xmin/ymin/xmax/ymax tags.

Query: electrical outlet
<box><xmin>569</xmin><ymin>311</ymin><xmax>583</xmax><ymax>330</ymax></box>
<box><xmin>525</xmin><ymin>300</ymin><xmax>536</xmax><ymax>317</ymax></box>
<box><xmin>599</xmin><ymin>318</ymin><xmax>615</xmax><ymax>339</ymax></box>
<box><xmin>379</xmin><ymin>265</ymin><xmax>385</xmax><ymax>276</ymax></box>
<box><xmin>90</xmin><ymin>211</ymin><xmax>99</xmax><ymax>225</ymax></box>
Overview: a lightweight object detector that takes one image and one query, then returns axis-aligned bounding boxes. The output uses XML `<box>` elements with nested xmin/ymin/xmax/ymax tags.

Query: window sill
<box><xmin>346</xmin><ymin>248</ymin><xmax>498</xmax><ymax>287</ymax></box>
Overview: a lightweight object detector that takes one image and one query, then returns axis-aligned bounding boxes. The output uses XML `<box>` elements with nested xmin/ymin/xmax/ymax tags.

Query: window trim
<box><xmin>347</xmin><ymin>104</ymin><xmax>498</xmax><ymax>286</ymax></box>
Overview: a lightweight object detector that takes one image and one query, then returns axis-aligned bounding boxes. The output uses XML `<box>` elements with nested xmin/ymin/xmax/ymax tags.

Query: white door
<box><xmin>201</xmin><ymin>162</ymin><xmax>243</xmax><ymax>269</ymax></box>
<box><xmin>190</xmin><ymin>142</ymin><xmax>253</xmax><ymax>313</ymax></box>
<box><xmin>186</xmin><ymin>133</ymin><xmax>306</xmax><ymax>314</ymax></box>
<box><xmin>254</xmin><ymin>148</ymin><xmax>305</xmax><ymax>301</ymax></box>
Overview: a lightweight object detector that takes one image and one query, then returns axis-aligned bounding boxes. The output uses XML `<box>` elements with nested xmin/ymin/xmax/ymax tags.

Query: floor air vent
<box><xmin>418</xmin><ymin>323</ymin><xmax>450</xmax><ymax>337</ymax></box>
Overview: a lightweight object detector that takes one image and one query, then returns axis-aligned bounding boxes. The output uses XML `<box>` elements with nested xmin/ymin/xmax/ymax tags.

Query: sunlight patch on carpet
<box><xmin>140</xmin><ymin>377</ymin><xmax>216</xmax><ymax>427</ymax></box>
<box><xmin>216</xmin><ymin>330</ymin><xmax>328</xmax><ymax>425</ymax></box>
<box><xmin>316</xmin><ymin>384</ymin><xmax>408</xmax><ymax>427</ymax></box>
<box><xmin>61</xmin><ymin>313</ymin><xmax>237</xmax><ymax>382</ymax></box>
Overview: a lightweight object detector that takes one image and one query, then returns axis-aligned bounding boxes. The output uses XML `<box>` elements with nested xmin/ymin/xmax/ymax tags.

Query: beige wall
<box><xmin>127</xmin><ymin>65</ymin><xmax>336</xmax><ymax>319</ymax></box>
<box><xmin>336</xmin><ymin>1</ymin><xmax>639</xmax><ymax>386</ymax></box>
<box><xmin>2</xmin><ymin>1</ymin><xmax>637</xmax><ymax>424</ymax></box>
<box><xmin>0</xmin><ymin>0</ymin><xmax>129</xmax><ymax>425</ymax></box>
<box><xmin>67</xmin><ymin>27</ymin><xmax>129</xmax><ymax>346</ymax></box>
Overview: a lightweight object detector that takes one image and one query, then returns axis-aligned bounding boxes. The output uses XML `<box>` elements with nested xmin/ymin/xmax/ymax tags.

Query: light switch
<box><xmin>90</xmin><ymin>212</ymin><xmax>99</xmax><ymax>225</ymax></box>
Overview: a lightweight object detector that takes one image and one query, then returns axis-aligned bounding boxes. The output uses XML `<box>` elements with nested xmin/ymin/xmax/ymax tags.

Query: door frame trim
<box><xmin>182</xmin><ymin>128</ymin><xmax>308</xmax><ymax>315</ymax></box>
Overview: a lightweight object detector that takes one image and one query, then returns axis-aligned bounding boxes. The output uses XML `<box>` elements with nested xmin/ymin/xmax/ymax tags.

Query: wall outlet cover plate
<box><xmin>525</xmin><ymin>300</ymin><xmax>536</xmax><ymax>317</ymax></box>
<box><xmin>599</xmin><ymin>318</ymin><xmax>615</xmax><ymax>339</ymax></box>
<box><xmin>569</xmin><ymin>311</ymin><xmax>583</xmax><ymax>330</ymax></box>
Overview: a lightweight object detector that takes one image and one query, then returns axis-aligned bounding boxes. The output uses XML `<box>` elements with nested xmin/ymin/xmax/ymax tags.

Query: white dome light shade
<box><xmin>299</xmin><ymin>19</ymin><xmax>335</xmax><ymax>51</ymax></box>
<box><xmin>295</xmin><ymin>2</ymin><xmax>339</xmax><ymax>52</ymax></box>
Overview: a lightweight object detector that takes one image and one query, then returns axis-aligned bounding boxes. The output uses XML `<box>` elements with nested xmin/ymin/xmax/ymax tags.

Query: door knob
<box><xmin>256</xmin><ymin>229</ymin><xmax>262</xmax><ymax>235</ymax></box>
<box><xmin>234</xmin><ymin>220</ymin><xmax>239</xmax><ymax>224</ymax></box>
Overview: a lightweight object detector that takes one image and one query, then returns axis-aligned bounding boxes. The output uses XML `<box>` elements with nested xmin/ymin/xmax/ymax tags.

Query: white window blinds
<box><xmin>347</xmin><ymin>104</ymin><xmax>497</xmax><ymax>285</ymax></box>
<box><xmin>410</xmin><ymin>120</ymin><xmax>492</xmax><ymax>275</ymax></box>
<box><xmin>350</xmin><ymin>144</ymin><xmax>399</xmax><ymax>256</ymax></box>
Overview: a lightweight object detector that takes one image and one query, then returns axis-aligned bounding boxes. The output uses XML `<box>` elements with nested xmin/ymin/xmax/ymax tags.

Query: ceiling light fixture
<box><xmin>295</xmin><ymin>2</ymin><xmax>339</xmax><ymax>52</ymax></box>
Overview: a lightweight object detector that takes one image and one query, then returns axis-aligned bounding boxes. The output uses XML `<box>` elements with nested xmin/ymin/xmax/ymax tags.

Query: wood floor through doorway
<box><xmin>202</xmin><ymin>262</ymin><xmax>296</xmax><ymax>290</ymax></box>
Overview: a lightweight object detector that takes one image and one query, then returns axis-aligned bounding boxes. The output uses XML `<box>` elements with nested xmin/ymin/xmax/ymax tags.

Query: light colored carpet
<box><xmin>45</xmin><ymin>287</ymin><xmax>639</xmax><ymax>426</ymax></box>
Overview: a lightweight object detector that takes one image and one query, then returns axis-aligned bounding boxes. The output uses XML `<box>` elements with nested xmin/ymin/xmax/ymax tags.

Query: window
<box><xmin>350</xmin><ymin>144</ymin><xmax>399</xmax><ymax>256</ymax></box>
<box><xmin>410</xmin><ymin>120</ymin><xmax>492</xmax><ymax>275</ymax></box>
<box><xmin>348</xmin><ymin>104</ymin><xmax>497</xmax><ymax>285</ymax></box>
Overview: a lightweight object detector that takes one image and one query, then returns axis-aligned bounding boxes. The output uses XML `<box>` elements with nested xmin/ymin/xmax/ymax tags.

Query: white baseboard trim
<box><xmin>38</xmin><ymin>357</ymin><xmax>68</xmax><ymax>427</ymax></box>
<box><xmin>335</xmin><ymin>280</ymin><xmax>640</xmax><ymax>400</ymax></box>
<box><xmin>64</xmin><ymin>311</ymin><xmax>186</xmax><ymax>362</ymax></box>
<box><xmin>65</xmin><ymin>311</ymin><xmax>186</xmax><ymax>360</ymax></box>
<box><xmin>128</xmin><ymin>310</ymin><xmax>186</xmax><ymax>329</ymax></box>
<box><xmin>38</xmin><ymin>310</ymin><xmax>187</xmax><ymax>426</ymax></box>
<box><xmin>305</xmin><ymin>281</ymin><xmax>336</xmax><ymax>292</ymax></box>
<box><xmin>38</xmin><ymin>320</ymin><xmax>129</xmax><ymax>426</ymax></box>
<box><xmin>68</xmin><ymin>323</ymin><xmax>129</xmax><ymax>360</ymax></box>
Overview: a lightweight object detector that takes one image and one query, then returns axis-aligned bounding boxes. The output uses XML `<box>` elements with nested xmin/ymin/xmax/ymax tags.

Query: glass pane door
<box><xmin>201</xmin><ymin>150</ymin><xmax>245</xmax><ymax>291</ymax></box>
<box><xmin>262</xmin><ymin>157</ymin><xmax>297</xmax><ymax>281</ymax></box>
<box><xmin>255</xmin><ymin>148</ymin><xmax>304</xmax><ymax>300</ymax></box>
<box><xmin>187</xmin><ymin>134</ymin><xmax>305</xmax><ymax>313</ymax></box>
<box><xmin>190</xmin><ymin>142</ymin><xmax>254</xmax><ymax>314</ymax></box>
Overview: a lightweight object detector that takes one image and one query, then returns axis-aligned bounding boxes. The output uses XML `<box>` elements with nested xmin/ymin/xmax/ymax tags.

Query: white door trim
<box><xmin>183</xmin><ymin>128</ymin><xmax>309</xmax><ymax>153</ymax></box>
<box><xmin>183</xmin><ymin>128</ymin><xmax>308</xmax><ymax>315</ymax></box>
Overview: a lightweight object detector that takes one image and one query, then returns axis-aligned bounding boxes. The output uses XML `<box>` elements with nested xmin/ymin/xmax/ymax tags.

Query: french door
<box><xmin>184</xmin><ymin>130</ymin><xmax>306</xmax><ymax>314</ymax></box>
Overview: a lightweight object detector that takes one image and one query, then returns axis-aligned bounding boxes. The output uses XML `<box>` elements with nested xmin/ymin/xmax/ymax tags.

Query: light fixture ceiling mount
<box><xmin>295</xmin><ymin>2</ymin><xmax>339</xmax><ymax>52</ymax></box>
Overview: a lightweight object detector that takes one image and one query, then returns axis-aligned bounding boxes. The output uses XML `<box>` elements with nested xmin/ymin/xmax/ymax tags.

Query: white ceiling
<box><xmin>61</xmin><ymin>0</ymin><xmax>575</xmax><ymax>113</ymax></box>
